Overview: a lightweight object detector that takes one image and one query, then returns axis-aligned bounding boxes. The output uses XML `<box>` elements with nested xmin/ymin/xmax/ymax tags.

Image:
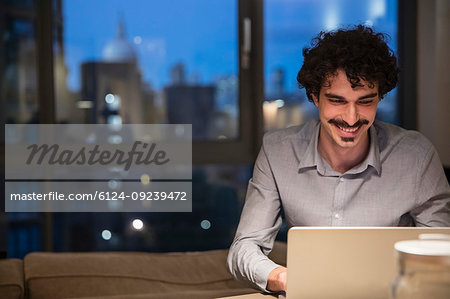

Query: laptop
<box><xmin>286</xmin><ymin>227</ymin><xmax>450</xmax><ymax>299</ymax></box>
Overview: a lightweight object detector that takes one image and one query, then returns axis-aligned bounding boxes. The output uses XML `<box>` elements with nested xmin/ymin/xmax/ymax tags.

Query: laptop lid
<box><xmin>286</xmin><ymin>227</ymin><xmax>450</xmax><ymax>299</ymax></box>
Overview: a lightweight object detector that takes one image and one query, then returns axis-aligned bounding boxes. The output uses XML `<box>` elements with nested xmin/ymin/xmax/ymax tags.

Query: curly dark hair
<box><xmin>297</xmin><ymin>25</ymin><xmax>399</xmax><ymax>101</ymax></box>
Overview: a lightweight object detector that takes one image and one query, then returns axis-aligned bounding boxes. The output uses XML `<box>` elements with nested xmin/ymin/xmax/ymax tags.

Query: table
<box><xmin>216</xmin><ymin>293</ymin><xmax>279</xmax><ymax>299</ymax></box>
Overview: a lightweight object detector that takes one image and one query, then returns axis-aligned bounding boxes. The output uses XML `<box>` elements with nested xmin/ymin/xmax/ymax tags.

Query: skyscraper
<box><xmin>80</xmin><ymin>19</ymin><xmax>154</xmax><ymax>124</ymax></box>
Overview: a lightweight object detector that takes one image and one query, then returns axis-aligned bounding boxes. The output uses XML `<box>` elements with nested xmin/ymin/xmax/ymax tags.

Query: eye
<box><xmin>329</xmin><ymin>99</ymin><xmax>344</xmax><ymax>104</ymax></box>
<box><xmin>358</xmin><ymin>100</ymin><xmax>374</xmax><ymax>105</ymax></box>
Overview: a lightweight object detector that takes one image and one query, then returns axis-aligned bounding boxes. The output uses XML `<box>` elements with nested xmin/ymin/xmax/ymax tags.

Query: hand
<box><xmin>267</xmin><ymin>266</ymin><xmax>287</xmax><ymax>292</ymax></box>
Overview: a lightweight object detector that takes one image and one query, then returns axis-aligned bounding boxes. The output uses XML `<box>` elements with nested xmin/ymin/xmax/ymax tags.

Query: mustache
<box><xmin>328</xmin><ymin>118</ymin><xmax>369</xmax><ymax>128</ymax></box>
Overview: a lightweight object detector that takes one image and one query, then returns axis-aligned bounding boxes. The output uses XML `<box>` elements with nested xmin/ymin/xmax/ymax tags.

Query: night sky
<box><xmin>64</xmin><ymin>0</ymin><xmax>397</xmax><ymax>93</ymax></box>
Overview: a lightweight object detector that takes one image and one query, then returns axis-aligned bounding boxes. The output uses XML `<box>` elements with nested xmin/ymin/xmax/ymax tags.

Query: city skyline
<box><xmin>63</xmin><ymin>0</ymin><xmax>397</xmax><ymax>94</ymax></box>
<box><xmin>64</xmin><ymin>0</ymin><xmax>238</xmax><ymax>92</ymax></box>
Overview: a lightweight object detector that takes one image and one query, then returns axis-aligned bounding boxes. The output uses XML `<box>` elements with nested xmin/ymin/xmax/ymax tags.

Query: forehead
<box><xmin>322</xmin><ymin>70</ymin><xmax>378</xmax><ymax>93</ymax></box>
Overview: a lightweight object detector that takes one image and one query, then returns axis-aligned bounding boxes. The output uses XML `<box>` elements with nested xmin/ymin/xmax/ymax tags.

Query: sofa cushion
<box><xmin>24</xmin><ymin>249</ymin><xmax>250</xmax><ymax>299</ymax></box>
<box><xmin>71</xmin><ymin>288</ymin><xmax>258</xmax><ymax>299</ymax></box>
<box><xmin>0</xmin><ymin>258</ymin><xmax>24</xmax><ymax>299</ymax></box>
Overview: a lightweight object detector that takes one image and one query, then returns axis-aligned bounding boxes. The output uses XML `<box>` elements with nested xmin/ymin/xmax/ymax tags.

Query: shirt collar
<box><xmin>298</xmin><ymin>120</ymin><xmax>381</xmax><ymax>176</ymax></box>
<box><xmin>297</xmin><ymin>120</ymin><xmax>321</xmax><ymax>171</ymax></box>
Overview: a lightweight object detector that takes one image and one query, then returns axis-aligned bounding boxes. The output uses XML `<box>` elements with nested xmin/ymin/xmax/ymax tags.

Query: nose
<box><xmin>344</xmin><ymin>103</ymin><xmax>359</xmax><ymax>126</ymax></box>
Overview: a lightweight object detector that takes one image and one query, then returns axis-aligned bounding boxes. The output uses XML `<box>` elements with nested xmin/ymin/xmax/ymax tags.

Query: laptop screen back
<box><xmin>286</xmin><ymin>227</ymin><xmax>450</xmax><ymax>299</ymax></box>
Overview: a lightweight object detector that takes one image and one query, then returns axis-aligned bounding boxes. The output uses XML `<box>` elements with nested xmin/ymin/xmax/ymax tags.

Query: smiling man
<box><xmin>227</xmin><ymin>25</ymin><xmax>450</xmax><ymax>293</ymax></box>
<box><xmin>313</xmin><ymin>70</ymin><xmax>378</xmax><ymax>174</ymax></box>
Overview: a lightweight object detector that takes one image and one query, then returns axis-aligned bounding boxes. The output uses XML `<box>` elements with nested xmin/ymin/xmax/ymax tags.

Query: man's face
<box><xmin>312</xmin><ymin>69</ymin><xmax>380</xmax><ymax>150</ymax></box>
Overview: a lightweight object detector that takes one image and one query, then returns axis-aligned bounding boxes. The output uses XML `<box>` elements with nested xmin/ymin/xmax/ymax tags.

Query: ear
<box><xmin>312</xmin><ymin>93</ymin><xmax>319</xmax><ymax>107</ymax></box>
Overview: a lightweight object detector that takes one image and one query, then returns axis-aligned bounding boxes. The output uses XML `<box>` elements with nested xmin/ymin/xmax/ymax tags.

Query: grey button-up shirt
<box><xmin>227</xmin><ymin>119</ymin><xmax>450</xmax><ymax>291</ymax></box>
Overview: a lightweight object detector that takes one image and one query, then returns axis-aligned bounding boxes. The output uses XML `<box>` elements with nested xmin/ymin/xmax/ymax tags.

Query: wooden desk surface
<box><xmin>216</xmin><ymin>293</ymin><xmax>278</xmax><ymax>299</ymax></box>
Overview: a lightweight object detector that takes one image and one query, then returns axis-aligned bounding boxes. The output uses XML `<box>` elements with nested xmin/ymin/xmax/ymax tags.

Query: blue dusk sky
<box><xmin>63</xmin><ymin>0</ymin><xmax>397</xmax><ymax>93</ymax></box>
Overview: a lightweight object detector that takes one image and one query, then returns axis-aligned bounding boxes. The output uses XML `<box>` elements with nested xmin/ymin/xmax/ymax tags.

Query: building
<box><xmin>80</xmin><ymin>19</ymin><xmax>154</xmax><ymax>124</ymax></box>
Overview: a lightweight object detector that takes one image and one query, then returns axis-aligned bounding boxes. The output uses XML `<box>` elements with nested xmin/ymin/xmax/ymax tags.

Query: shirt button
<box><xmin>339</xmin><ymin>177</ymin><xmax>344</xmax><ymax>182</ymax></box>
<box><xmin>334</xmin><ymin>213</ymin><xmax>340</xmax><ymax>219</ymax></box>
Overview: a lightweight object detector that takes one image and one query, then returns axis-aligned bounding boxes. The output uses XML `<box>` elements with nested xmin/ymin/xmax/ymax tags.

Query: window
<box><xmin>2</xmin><ymin>0</ymin><xmax>408</xmax><ymax>257</ymax></box>
<box><xmin>55</xmin><ymin>0</ymin><xmax>239</xmax><ymax>141</ymax></box>
<box><xmin>264</xmin><ymin>0</ymin><xmax>399</xmax><ymax>130</ymax></box>
<box><xmin>3</xmin><ymin>0</ymin><xmax>258</xmax><ymax>257</ymax></box>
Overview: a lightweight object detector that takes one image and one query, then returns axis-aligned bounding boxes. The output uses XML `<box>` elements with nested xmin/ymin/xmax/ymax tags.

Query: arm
<box><xmin>411</xmin><ymin>144</ymin><xmax>450</xmax><ymax>226</ymax></box>
<box><xmin>227</xmin><ymin>142</ymin><xmax>284</xmax><ymax>291</ymax></box>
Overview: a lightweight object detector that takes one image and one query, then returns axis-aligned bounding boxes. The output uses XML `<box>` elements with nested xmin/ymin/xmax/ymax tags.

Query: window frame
<box><xmin>194</xmin><ymin>0</ymin><xmax>264</xmax><ymax>163</ymax></box>
<box><xmin>397</xmin><ymin>0</ymin><xmax>418</xmax><ymax>130</ymax></box>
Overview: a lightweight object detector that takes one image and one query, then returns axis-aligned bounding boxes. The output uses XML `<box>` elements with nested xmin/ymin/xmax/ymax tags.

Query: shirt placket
<box><xmin>332</xmin><ymin>176</ymin><xmax>345</xmax><ymax>225</ymax></box>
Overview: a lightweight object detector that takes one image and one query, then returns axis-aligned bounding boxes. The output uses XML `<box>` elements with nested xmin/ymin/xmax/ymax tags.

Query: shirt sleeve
<box><xmin>227</xmin><ymin>141</ymin><xmax>283</xmax><ymax>292</ymax></box>
<box><xmin>411</xmin><ymin>144</ymin><xmax>450</xmax><ymax>227</ymax></box>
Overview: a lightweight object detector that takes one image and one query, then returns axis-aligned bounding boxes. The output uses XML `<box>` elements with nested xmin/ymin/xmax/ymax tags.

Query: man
<box><xmin>227</xmin><ymin>25</ymin><xmax>450</xmax><ymax>293</ymax></box>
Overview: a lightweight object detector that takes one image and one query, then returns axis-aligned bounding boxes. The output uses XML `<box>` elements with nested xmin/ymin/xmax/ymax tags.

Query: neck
<box><xmin>318</xmin><ymin>126</ymin><xmax>370</xmax><ymax>174</ymax></box>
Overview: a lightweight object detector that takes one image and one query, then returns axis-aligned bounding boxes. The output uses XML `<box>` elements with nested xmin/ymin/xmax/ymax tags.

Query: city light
<box><xmin>105</xmin><ymin>93</ymin><xmax>115</xmax><ymax>104</ymax></box>
<box><xmin>275</xmin><ymin>99</ymin><xmax>285</xmax><ymax>108</ymax></box>
<box><xmin>108</xmin><ymin>179</ymin><xmax>120</xmax><ymax>190</ymax></box>
<box><xmin>85</xmin><ymin>134</ymin><xmax>96</xmax><ymax>144</ymax></box>
<box><xmin>263</xmin><ymin>101</ymin><xmax>278</xmax><ymax>130</ymax></box>
<box><xmin>107</xmin><ymin>115</ymin><xmax>122</xmax><ymax>125</ymax></box>
<box><xmin>77</xmin><ymin>100</ymin><xmax>93</xmax><ymax>109</ymax></box>
<box><xmin>200</xmin><ymin>220</ymin><xmax>211</xmax><ymax>230</ymax></box>
<box><xmin>324</xmin><ymin>2</ymin><xmax>339</xmax><ymax>31</ymax></box>
<box><xmin>140</xmin><ymin>174</ymin><xmax>151</xmax><ymax>185</ymax></box>
<box><xmin>107</xmin><ymin>200</ymin><xmax>122</xmax><ymax>210</ymax></box>
<box><xmin>132</xmin><ymin>219</ymin><xmax>144</xmax><ymax>230</ymax></box>
<box><xmin>370</xmin><ymin>0</ymin><xmax>386</xmax><ymax>20</ymax></box>
<box><xmin>107</xmin><ymin>135</ymin><xmax>123</xmax><ymax>144</ymax></box>
<box><xmin>102</xmin><ymin>230</ymin><xmax>112</xmax><ymax>240</ymax></box>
